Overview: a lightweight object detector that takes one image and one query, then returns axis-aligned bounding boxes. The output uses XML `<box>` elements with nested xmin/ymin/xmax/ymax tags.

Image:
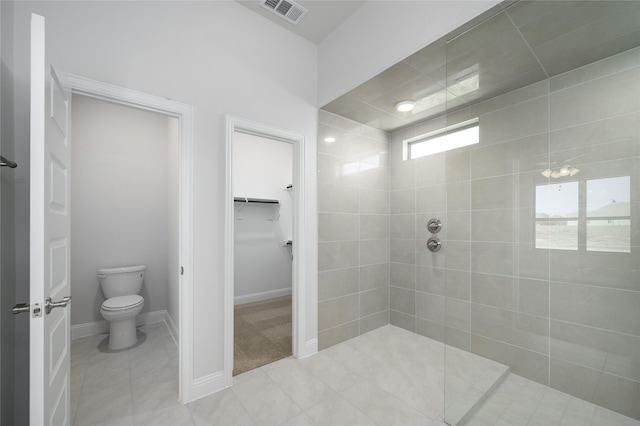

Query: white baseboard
<box><xmin>71</xmin><ymin>309</ymin><xmax>171</xmax><ymax>340</ymax></box>
<box><xmin>189</xmin><ymin>370</ymin><xmax>227</xmax><ymax>402</ymax></box>
<box><xmin>234</xmin><ymin>287</ymin><xmax>292</xmax><ymax>305</ymax></box>
<box><xmin>165</xmin><ymin>311</ymin><xmax>179</xmax><ymax>346</ymax></box>
<box><xmin>297</xmin><ymin>338</ymin><xmax>318</xmax><ymax>359</ymax></box>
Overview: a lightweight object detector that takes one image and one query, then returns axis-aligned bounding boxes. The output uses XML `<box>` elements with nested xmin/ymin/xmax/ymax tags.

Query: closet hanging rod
<box><xmin>0</xmin><ymin>155</ymin><xmax>17</xmax><ymax>168</ymax></box>
<box><xmin>233</xmin><ymin>197</ymin><xmax>279</xmax><ymax>204</ymax></box>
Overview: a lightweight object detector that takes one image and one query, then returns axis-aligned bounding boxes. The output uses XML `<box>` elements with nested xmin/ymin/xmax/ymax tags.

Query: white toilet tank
<box><xmin>98</xmin><ymin>265</ymin><xmax>146</xmax><ymax>299</ymax></box>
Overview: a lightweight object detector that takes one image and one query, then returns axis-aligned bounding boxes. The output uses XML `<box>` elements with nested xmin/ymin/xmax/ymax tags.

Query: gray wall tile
<box><xmin>319</xmin><ymin>267</ymin><xmax>359</xmax><ymax>302</ymax></box>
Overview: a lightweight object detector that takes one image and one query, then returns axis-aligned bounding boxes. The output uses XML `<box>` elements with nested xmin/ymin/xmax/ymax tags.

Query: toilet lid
<box><xmin>102</xmin><ymin>295</ymin><xmax>144</xmax><ymax>310</ymax></box>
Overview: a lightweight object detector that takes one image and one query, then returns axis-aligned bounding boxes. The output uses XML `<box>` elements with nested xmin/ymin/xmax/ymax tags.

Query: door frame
<box><xmin>62</xmin><ymin>74</ymin><xmax>195</xmax><ymax>402</ymax></box>
<box><xmin>224</xmin><ymin>116</ymin><xmax>309</xmax><ymax>385</ymax></box>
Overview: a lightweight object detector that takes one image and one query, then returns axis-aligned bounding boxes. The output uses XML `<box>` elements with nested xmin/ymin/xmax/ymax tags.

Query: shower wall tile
<box><xmin>550</xmin><ymin>319</ymin><xmax>640</xmax><ymax>381</ymax></box>
<box><xmin>319</xmin><ymin>294</ymin><xmax>360</xmax><ymax>331</ymax></box>
<box><xmin>416</xmin><ymin>185</ymin><xmax>446</xmax><ymax>214</ymax></box>
<box><xmin>479</xmin><ymin>95</ymin><xmax>549</xmax><ymax>146</ymax></box>
<box><xmin>470</xmin><ymin>273</ymin><xmax>518</xmax><ymax>311</ymax></box>
<box><xmin>390</xmin><ymin>262</ymin><xmax>415</xmax><ymax>290</ymax></box>
<box><xmin>549</xmin><ymin>250</ymin><xmax>640</xmax><ymax>291</ymax></box>
<box><xmin>390</xmin><ymin>214</ymin><xmax>415</xmax><ymax>238</ymax></box>
<box><xmin>318</xmin><ymin>183</ymin><xmax>359</xmax><ymax>213</ymax></box>
<box><xmin>360</xmin><ymin>189</ymin><xmax>389</xmax><ymax>215</ymax></box>
<box><xmin>318</xmin><ymin>112</ymin><xmax>390</xmax><ymax>349</ymax></box>
<box><xmin>318</xmin><ymin>241</ymin><xmax>359</xmax><ymax>271</ymax></box>
<box><xmin>360</xmin><ymin>166</ymin><xmax>389</xmax><ymax>191</ymax></box>
<box><xmin>550</xmin><ymin>358</ymin><xmax>640</xmax><ymax>420</ymax></box>
<box><xmin>318</xmin><ymin>267</ymin><xmax>359</xmax><ymax>302</ymax></box>
<box><xmin>417</xmin><ymin>318</ymin><xmax>444</xmax><ymax>342</ymax></box>
<box><xmin>518</xmin><ymin>278</ymin><xmax>549</xmax><ymax>318</ymax></box>
<box><xmin>549</xmin><ymin>112</ymin><xmax>640</xmax><ymax>154</ymax></box>
<box><xmin>416</xmin><ymin>266</ymin><xmax>445</xmax><ymax>295</ymax></box>
<box><xmin>446</xmin><ymin>180</ymin><xmax>471</xmax><ymax>212</ymax></box>
<box><xmin>360</xmin><ymin>239</ymin><xmax>389</xmax><ymax>266</ymax></box>
<box><xmin>360</xmin><ymin>215</ymin><xmax>389</xmax><ymax>240</ymax></box>
<box><xmin>446</xmin><ymin>211</ymin><xmax>470</xmax><ymax>241</ymax></box>
<box><xmin>469</xmin><ymin>133</ymin><xmax>548</xmax><ymax>180</ymax></box>
<box><xmin>445</xmin><ymin>298</ymin><xmax>470</xmax><ymax>332</ymax></box>
<box><xmin>390</xmin><ymin>309</ymin><xmax>416</xmax><ymax>332</ymax></box>
<box><xmin>445</xmin><ymin>270</ymin><xmax>470</xmax><ymax>300</ymax></box>
<box><xmin>517</xmin><ymin>243</ymin><xmax>550</xmax><ymax>281</ymax></box>
<box><xmin>318</xmin><ymin>321</ymin><xmax>360</xmax><ymax>351</ymax></box>
<box><xmin>360</xmin><ymin>263</ymin><xmax>389</xmax><ymax>291</ymax></box>
<box><xmin>318</xmin><ymin>213</ymin><xmax>359</xmax><ymax>242</ymax></box>
<box><xmin>415</xmin><ymin>153</ymin><xmax>446</xmax><ymax>187</ymax></box>
<box><xmin>471</xmin><ymin>304</ymin><xmax>549</xmax><ymax>354</ymax></box>
<box><xmin>444</xmin><ymin>240</ymin><xmax>471</xmax><ymax>272</ymax></box>
<box><xmin>550</xmin><ymin>46</ymin><xmax>640</xmax><ymax>92</ymax></box>
<box><xmin>416</xmin><ymin>291</ymin><xmax>444</xmax><ymax>324</ymax></box>
<box><xmin>390</xmin><ymin>189</ymin><xmax>415</xmax><ymax>214</ymax></box>
<box><xmin>471</xmin><ymin>334</ymin><xmax>549</xmax><ymax>386</ymax></box>
<box><xmin>390</xmin><ymin>239</ymin><xmax>415</xmax><ymax>264</ymax></box>
<box><xmin>390</xmin><ymin>162</ymin><xmax>415</xmax><ymax>190</ymax></box>
<box><xmin>550</xmin><ymin>282</ymin><xmax>640</xmax><ymax>336</ymax></box>
<box><xmin>445</xmin><ymin>149</ymin><xmax>470</xmax><ymax>183</ymax></box>
<box><xmin>360</xmin><ymin>287</ymin><xmax>389</xmax><ymax>317</ymax></box>
<box><xmin>317</xmin><ymin>153</ymin><xmax>359</xmax><ymax>186</ymax></box>
<box><xmin>390</xmin><ymin>286</ymin><xmax>415</xmax><ymax>316</ymax></box>
<box><xmin>550</xmin><ymin>66</ymin><xmax>640</xmax><ymax>130</ymax></box>
<box><xmin>471</xmin><ymin>209</ymin><xmax>514</xmax><ymax>242</ymax></box>
<box><xmin>445</xmin><ymin>327</ymin><xmax>470</xmax><ymax>351</ymax></box>
<box><xmin>360</xmin><ymin>310</ymin><xmax>389</xmax><ymax>335</ymax></box>
<box><xmin>471</xmin><ymin>175</ymin><xmax>515</xmax><ymax>210</ymax></box>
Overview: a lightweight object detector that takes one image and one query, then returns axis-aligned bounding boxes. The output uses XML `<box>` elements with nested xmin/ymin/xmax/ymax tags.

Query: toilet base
<box><xmin>107</xmin><ymin>317</ymin><xmax>137</xmax><ymax>350</ymax></box>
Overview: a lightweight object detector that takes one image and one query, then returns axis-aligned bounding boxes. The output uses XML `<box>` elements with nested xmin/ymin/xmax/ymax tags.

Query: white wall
<box><xmin>70</xmin><ymin>95</ymin><xmax>178</xmax><ymax>326</ymax></box>
<box><xmin>167</xmin><ymin>118</ymin><xmax>180</xmax><ymax>329</ymax></box>
<box><xmin>318</xmin><ymin>0</ymin><xmax>500</xmax><ymax>106</ymax></box>
<box><xmin>233</xmin><ymin>132</ymin><xmax>293</xmax><ymax>303</ymax></box>
<box><xmin>9</xmin><ymin>0</ymin><xmax>318</xmax><ymax>386</ymax></box>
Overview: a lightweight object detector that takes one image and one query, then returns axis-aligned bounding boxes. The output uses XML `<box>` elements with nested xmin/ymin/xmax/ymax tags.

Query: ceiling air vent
<box><xmin>261</xmin><ymin>0</ymin><xmax>308</xmax><ymax>25</ymax></box>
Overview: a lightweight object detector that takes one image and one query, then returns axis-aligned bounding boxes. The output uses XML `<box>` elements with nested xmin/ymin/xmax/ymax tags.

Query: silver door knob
<box><xmin>427</xmin><ymin>237</ymin><xmax>442</xmax><ymax>252</ymax></box>
<box><xmin>45</xmin><ymin>296</ymin><xmax>71</xmax><ymax>315</ymax></box>
<box><xmin>12</xmin><ymin>303</ymin><xmax>30</xmax><ymax>315</ymax></box>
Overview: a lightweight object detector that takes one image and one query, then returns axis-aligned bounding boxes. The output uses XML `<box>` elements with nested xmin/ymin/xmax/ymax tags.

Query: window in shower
<box><xmin>404</xmin><ymin>118</ymin><xmax>479</xmax><ymax>160</ymax></box>
<box><xmin>535</xmin><ymin>176</ymin><xmax>630</xmax><ymax>252</ymax></box>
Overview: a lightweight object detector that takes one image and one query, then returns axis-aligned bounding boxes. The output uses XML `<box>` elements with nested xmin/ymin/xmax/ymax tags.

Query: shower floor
<box><xmin>327</xmin><ymin>325</ymin><xmax>509</xmax><ymax>425</ymax></box>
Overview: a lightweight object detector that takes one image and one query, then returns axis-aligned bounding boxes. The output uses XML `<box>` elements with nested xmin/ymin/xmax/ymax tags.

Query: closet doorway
<box><xmin>232</xmin><ymin>131</ymin><xmax>293</xmax><ymax>375</ymax></box>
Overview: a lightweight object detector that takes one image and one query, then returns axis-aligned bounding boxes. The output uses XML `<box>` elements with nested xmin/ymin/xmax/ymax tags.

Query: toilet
<box><xmin>98</xmin><ymin>265</ymin><xmax>146</xmax><ymax>350</ymax></box>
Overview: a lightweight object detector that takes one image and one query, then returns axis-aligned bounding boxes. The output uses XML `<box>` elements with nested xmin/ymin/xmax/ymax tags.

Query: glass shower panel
<box><xmin>442</xmin><ymin>5</ymin><xmax>552</xmax><ymax>425</ymax></box>
<box><xmin>547</xmin><ymin>46</ymin><xmax>640</xmax><ymax>419</ymax></box>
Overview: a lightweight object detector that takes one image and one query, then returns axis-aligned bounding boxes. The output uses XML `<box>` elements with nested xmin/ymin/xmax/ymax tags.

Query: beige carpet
<box><xmin>233</xmin><ymin>295</ymin><xmax>292</xmax><ymax>376</ymax></box>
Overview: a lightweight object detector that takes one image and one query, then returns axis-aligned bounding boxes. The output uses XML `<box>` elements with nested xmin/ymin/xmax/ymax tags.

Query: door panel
<box><xmin>30</xmin><ymin>13</ymin><xmax>72</xmax><ymax>426</ymax></box>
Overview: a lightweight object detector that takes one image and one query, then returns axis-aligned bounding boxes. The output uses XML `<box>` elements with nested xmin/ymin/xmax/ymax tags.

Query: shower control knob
<box><xmin>427</xmin><ymin>237</ymin><xmax>442</xmax><ymax>252</ymax></box>
<box><xmin>427</xmin><ymin>218</ymin><xmax>443</xmax><ymax>234</ymax></box>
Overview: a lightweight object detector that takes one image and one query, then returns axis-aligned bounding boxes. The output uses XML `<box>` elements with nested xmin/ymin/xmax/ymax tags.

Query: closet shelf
<box><xmin>233</xmin><ymin>197</ymin><xmax>279</xmax><ymax>204</ymax></box>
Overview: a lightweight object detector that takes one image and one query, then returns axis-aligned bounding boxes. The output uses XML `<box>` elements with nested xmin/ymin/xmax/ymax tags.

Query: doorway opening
<box><xmin>65</xmin><ymin>74</ymin><xmax>195</xmax><ymax>402</ymax></box>
<box><xmin>224</xmin><ymin>116</ymin><xmax>308</xmax><ymax>385</ymax></box>
<box><xmin>69</xmin><ymin>94</ymin><xmax>181</xmax><ymax>418</ymax></box>
<box><xmin>232</xmin><ymin>132</ymin><xmax>293</xmax><ymax>375</ymax></box>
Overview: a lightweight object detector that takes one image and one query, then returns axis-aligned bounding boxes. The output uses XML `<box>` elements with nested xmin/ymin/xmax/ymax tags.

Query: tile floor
<box><xmin>71</xmin><ymin>323</ymin><xmax>640</xmax><ymax>426</ymax></box>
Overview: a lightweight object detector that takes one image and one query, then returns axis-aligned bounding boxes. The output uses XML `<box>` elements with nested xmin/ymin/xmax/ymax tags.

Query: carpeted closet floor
<box><xmin>233</xmin><ymin>295</ymin><xmax>292</xmax><ymax>376</ymax></box>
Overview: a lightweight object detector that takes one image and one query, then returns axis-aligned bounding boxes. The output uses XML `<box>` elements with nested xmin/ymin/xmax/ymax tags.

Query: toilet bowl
<box><xmin>100</xmin><ymin>295</ymin><xmax>144</xmax><ymax>350</ymax></box>
<box><xmin>98</xmin><ymin>265</ymin><xmax>146</xmax><ymax>350</ymax></box>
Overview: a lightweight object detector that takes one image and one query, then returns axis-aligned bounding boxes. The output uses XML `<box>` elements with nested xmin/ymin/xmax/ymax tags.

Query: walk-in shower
<box><xmin>320</xmin><ymin>0</ymin><xmax>640</xmax><ymax>424</ymax></box>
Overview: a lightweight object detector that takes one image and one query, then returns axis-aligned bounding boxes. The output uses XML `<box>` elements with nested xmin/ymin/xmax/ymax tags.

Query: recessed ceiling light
<box><xmin>395</xmin><ymin>101</ymin><xmax>415</xmax><ymax>112</ymax></box>
<box><xmin>324</xmin><ymin>136</ymin><xmax>336</xmax><ymax>143</ymax></box>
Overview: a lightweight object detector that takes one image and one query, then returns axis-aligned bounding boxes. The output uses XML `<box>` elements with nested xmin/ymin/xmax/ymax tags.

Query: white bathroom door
<box><xmin>30</xmin><ymin>13</ymin><xmax>72</xmax><ymax>426</ymax></box>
